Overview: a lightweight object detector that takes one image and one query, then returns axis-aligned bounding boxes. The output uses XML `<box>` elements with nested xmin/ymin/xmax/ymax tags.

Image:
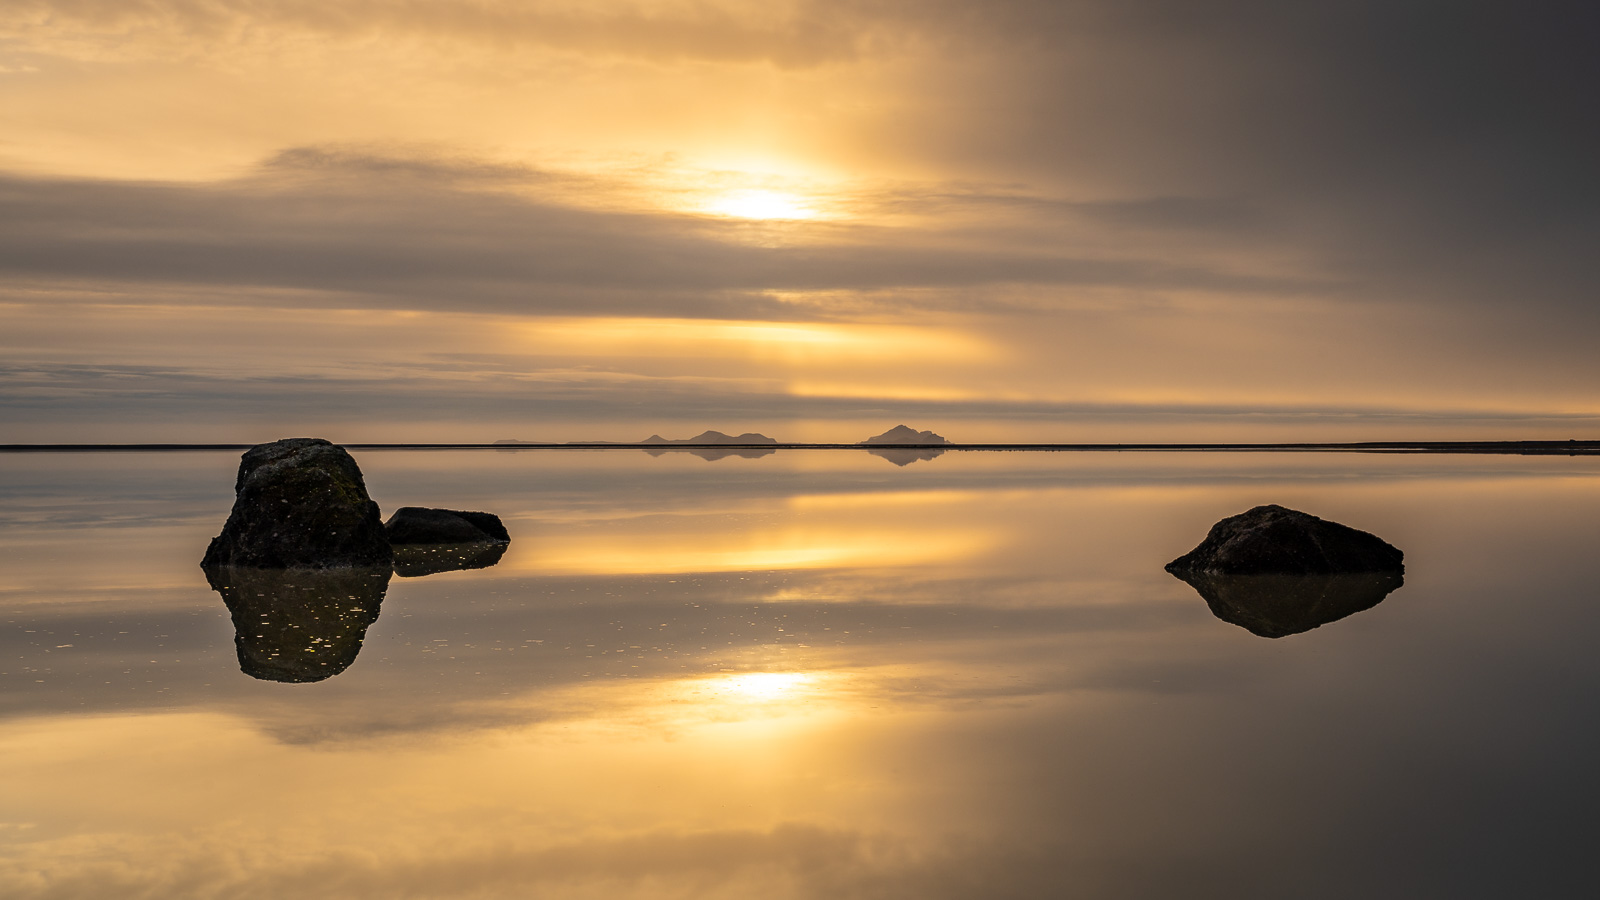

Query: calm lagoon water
<box><xmin>2</xmin><ymin>448</ymin><xmax>1598</xmax><ymax>899</ymax></box>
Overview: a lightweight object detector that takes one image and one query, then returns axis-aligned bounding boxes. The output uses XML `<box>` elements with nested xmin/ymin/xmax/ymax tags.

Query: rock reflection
<box><xmin>204</xmin><ymin>566</ymin><xmax>390</xmax><ymax>682</ymax></box>
<box><xmin>392</xmin><ymin>541</ymin><xmax>508</xmax><ymax>577</ymax></box>
<box><xmin>1170</xmin><ymin>570</ymin><xmax>1404</xmax><ymax>638</ymax></box>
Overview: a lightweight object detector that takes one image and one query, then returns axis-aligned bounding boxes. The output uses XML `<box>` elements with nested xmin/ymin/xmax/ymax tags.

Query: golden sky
<box><xmin>2</xmin><ymin>1</ymin><xmax>1597</xmax><ymax>441</ymax></box>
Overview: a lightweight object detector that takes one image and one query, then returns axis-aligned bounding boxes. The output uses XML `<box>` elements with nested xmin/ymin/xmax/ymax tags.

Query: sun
<box><xmin>717</xmin><ymin>672</ymin><xmax>815</xmax><ymax>699</ymax></box>
<box><xmin>702</xmin><ymin>189</ymin><xmax>818</xmax><ymax>220</ymax></box>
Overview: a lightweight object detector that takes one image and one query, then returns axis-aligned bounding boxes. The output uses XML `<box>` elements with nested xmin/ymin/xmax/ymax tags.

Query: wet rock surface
<box><xmin>1166</xmin><ymin>504</ymin><xmax>1404</xmax><ymax>576</ymax></box>
<box><xmin>206</xmin><ymin>566</ymin><xmax>390</xmax><ymax>682</ymax></box>
<box><xmin>201</xmin><ymin>438</ymin><xmax>392</xmax><ymax>569</ymax></box>
<box><xmin>1172</xmin><ymin>570</ymin><xmax>1405</xmax><ymax>638</ymax></box>
<box><xmin>384</xmin><ymin>507</ymin><xmax>509</xmax><ymax>545</ymax></box>
<box><xmin>392</xmin><ymin>541</ymin><xmax>509</xmax><ymax>577</ymax></box>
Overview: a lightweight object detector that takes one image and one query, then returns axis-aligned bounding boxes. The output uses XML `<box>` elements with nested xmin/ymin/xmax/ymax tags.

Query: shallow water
<box><xmin>3</xmin><ymin>449</ymin><xmax>1598</xmax><ymax>899</ymax></box>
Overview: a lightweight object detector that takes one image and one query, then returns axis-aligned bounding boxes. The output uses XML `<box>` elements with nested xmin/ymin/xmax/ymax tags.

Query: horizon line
<box><xmin>3</xmin><ymin>440</ymin><xmax>1599</xmax><ymax>455</ymax></box>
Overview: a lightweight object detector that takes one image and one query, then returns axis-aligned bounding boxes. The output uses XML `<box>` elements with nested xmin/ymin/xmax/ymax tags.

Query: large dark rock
<box><xmin>201</xmin><ymin>438</ymin><xmax>392</xmax><ymax>569</ymax></box>
<box><xmin>1166</xmin><ymin>504</ymin><xmax>1403</xmax><ymax>576</ymax></box>
<box><xmin>205</xmin><ymin>566</ymin><xmax>390</xmax><ymax>682</ymax></box>
<box><xmin>393</xmin><ymin>542</ymin><xmax>509</xmax><ymax>577</ymax></box>
<box><xmin>385</xmin><ymin>507</ymin><xmax>510</xmax><ymax>545</ymax></box>
<box><xmin>1171</xmin><ymin>570</ymin><xmax>1405</xmax><ymax>638</ymax></box>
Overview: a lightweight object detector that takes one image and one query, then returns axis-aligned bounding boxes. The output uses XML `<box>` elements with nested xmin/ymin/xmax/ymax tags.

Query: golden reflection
<box><xmin>510</xmin><ymin>525</ymin><xmax>989</xmax><ymax>575</ymax></box>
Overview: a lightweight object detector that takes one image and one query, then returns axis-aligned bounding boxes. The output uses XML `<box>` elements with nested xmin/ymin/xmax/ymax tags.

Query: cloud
<box><xmin>871</xmin><ymin>0</ymin><xmax>1600</xmax><ymax>312</ymax></box>
<box><xmin>0</xmin><ymin>0</ymin><xmax>885</xmax><ymax>68</ymax></box>
<box><xmin>0</xmin><ymin>149</ymin><xmax>1311</xmax><ymax>319</ymax></box>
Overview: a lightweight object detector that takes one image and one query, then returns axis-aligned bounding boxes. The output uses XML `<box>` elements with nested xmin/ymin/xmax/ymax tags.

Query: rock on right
<box><xmin>1165</xmin><ymin>504</ymin><xmax>1405</xmax><ymax>638</ymax></box>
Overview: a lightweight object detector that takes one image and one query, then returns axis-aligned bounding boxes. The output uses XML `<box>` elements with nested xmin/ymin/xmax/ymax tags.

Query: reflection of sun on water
<box><xmin>702</xmin><ymin>189</ymin><xmax>818</xmax><ymax>220</ymax></box>
<box><xmin>513</xmin><ymin>525</ymin><xmax>988</xmax><ymax>575</ymax></box>
<box><xmin>664</xmin><ymin>672</ymin><xmax>835</xmax><ymax>731</ymax></box>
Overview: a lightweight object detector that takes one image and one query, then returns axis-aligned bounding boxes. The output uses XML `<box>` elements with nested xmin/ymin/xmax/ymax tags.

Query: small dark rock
<box><xmin>385</xmin><ymin>507</ymin><xmax>510</xmax><ymax>545</ymax></box>
<box><xmin>206</xmin><ymin>565</ymin><xmax>390</xmax><ymax>682</ymax></box>
<box><xmin>201</xmin><ymin>438</ymin><xmax>392</xmax><ymax>569</ymax></box>
<box><xmin>393</xmin><ymin>541</ymin><xmax>509</xmax><ymax>577</ymax></box>
<box><xmin>1166</xmin><ymin>504</ymin><xmax>1403</xmax><ymax>576</ymax></box>
<box><xmin>1172</xmin><ymin>570</ymin><xmax>1405</xmax><ymax>638</ymax></box>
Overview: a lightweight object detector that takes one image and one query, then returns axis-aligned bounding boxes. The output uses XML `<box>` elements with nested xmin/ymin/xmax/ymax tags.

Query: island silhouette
<box><xmin>633</xmin><ymin>431</ymin><xmax>779</xmax><ymax>460</ymax></box>
<box><xmin>859</xmin><ymin>425</ymin><xmax>950</xmax><ymax>465</ymax></box>
<box><xmin>641</xmin><ymin>431</ymin><xmax>778</xmax><ymax>445</ymax></box>
<box><xmin>859</xmin><ymin>425</ymin><xmax>950</xmax><ymax>445</ymax></box>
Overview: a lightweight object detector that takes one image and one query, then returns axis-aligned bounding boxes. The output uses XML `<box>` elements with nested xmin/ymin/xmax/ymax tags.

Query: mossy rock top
<box><xmin>202</xmin><ymin>438</ymin><xmax>393</xmax><ymax>569</ymax></box>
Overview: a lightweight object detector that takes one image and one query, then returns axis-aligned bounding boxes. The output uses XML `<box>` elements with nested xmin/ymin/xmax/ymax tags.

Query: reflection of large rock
<box><xmin>393</xmin><ymin>542</ymin><xmax>509</xmax><ymax>578</ymax></box>
<box><xmin>385</xmin><ymin>507</ymin><xmax>509</xmax><ymax>544</ymax></box>
<box><xmin>1171</xmin><ymin>571</ymin><xmax>1405</xmax><ymax>638</ymax></box>
<box><xmin>201</xmin><ymin>438</ymin><xmax>392</xmax><ymax>569</ymax></box>
<box><xmin>205</xmin><ymin>566</ymin><xmax>390</xmax><ymax>682</ymax></box>
<box><xmin>1166</xmin><ymin>505</ymin><xmax>1404</xmax><ymax>576</ymax></box>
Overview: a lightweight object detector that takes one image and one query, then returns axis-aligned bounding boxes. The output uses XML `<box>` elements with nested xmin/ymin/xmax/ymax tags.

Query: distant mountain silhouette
<box><xmin>860</xmin><ymin>425</ymin><xmax>950</xmax><ymax>445</ymax></box>
<box><xmin>868</xmin><ymin>447</ymin><xmax>947</xmax><ymax>466</ymax></box>
<box><xmin>641</xmin><ymin>430</ymin><xmax>778</xmax><ymax>445</ymax></box>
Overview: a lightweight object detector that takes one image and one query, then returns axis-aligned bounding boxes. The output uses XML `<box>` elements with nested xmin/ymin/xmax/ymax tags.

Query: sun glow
<box><xmin>702</xmin><ymin>189</ymin><xmax>818</xmax><ymax>220</ymax></box>
<box><xmin>714</xmin><ymin>672</ymin><xmax>816</xmax><ymax>700</ymax></box>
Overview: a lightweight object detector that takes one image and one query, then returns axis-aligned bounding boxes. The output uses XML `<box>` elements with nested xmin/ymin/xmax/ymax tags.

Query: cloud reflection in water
<box><xmin>4</xmin><ymin>451</ymin><xmax>1600</xmax><ymax>899</ymax></box>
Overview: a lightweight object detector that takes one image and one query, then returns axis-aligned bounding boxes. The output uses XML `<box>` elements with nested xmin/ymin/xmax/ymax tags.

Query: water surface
<box><xmin>3</xmin><ymin>449</ymin><xmax>1597</xmax><ymax>898</ymax></box>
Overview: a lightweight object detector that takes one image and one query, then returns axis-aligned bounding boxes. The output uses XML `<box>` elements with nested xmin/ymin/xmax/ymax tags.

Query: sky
<box><xmin>2</xmin><ymin>0</ymin><xmax>1597</xmax><ymax>442</ymax></box>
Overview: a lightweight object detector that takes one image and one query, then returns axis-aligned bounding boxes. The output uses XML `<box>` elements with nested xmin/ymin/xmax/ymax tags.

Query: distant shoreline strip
<box><xmin>3</xmin><ymin>441</ymin><xmax>1599</xmax><ymax>455</ymax></box>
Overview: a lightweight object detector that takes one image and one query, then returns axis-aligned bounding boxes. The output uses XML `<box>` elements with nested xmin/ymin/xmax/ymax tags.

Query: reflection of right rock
<box><xmin>393</xmin><ymin>542</ymin><xmax>509</xmax><ymax>577</ymax></box>
<box><xmin>1170</xmin><ymin>570</ymin><xmax>1404</xmax><ymax>638</ymax></box>
<box><xmin>205</xmin><ymin>566</ymin><xmax>390</xmax><ymax>683</ymax></box>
